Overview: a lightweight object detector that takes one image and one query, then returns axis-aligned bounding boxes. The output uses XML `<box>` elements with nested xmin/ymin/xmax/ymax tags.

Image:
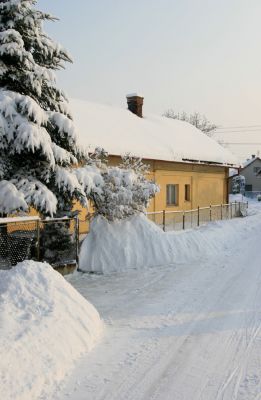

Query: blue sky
<box><xmin>38</xmin><ymin>0</ymin><xmax>261</xmax><ymax>126</ymax></box>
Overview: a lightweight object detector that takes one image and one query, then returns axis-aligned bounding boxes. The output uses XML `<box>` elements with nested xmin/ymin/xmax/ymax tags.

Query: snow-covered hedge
<box><xmin>0</xmin><ymin>261</ymin><xmax>102</xmax><ymax>400</ymax></box>
<box><xmin>79</xmin><ymin>214</ymin><xmax>173</xmax><ymax>273</ymax></box>
<box><xmin>79</xmin><ymin>210</ymin><xmax>259</xmax><ymax>274</ymax></box>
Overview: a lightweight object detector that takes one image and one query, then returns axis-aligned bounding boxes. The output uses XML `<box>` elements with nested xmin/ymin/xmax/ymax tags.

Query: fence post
<box><xmin>209</xmin><ymin>205</ymin><xmax>212</xmax><ymax>222</ymax></box>
<box><xmin>75</xmin><ymin>216</ymin><xmax>80</xmax><ymax>269</ymax></box>
<box><xmin>36</xmin><ymin>219</ymin><xmax>40</xmax><ymax>261</ymax></box>
<box><xmin>221</xmin><ymin>204</ymin><xmax>223</xmax><ymax>220</ymax></box>
<box><xmin>197</xmin><ymin>206</ymin><xmax>200</xmax><ymax>226</ymax></box>
<box><xmin>183</xmin><ymin>212</ymin><xmax>185</xmax><ymax>230</ymax></box>
<box><xmin>163</xmin><ymin>210</ymin><xmax>166</xmax><ymax>232</ymax></box>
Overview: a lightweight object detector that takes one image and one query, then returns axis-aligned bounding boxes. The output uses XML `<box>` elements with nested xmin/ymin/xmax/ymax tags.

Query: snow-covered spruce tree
<box><xmin>0</xmin><ymin>0</ymin><xmax>88</xmax><ymax>216</ymax></box>
<box><xmin>76</xmin><ymin>152</ymin><xmax>159</xmax><ymax>221</ymax></box>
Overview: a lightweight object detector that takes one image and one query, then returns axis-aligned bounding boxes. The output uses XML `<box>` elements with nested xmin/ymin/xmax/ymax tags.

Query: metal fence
<box><xmin>0</xmin><ymin>217</ymin><xmax>79</xmax><ymax>270</ymax></box>
<box><xmin>146</xmin><ymin>201</ymin><xmax>248</xmax><ymax>232</ymax></box>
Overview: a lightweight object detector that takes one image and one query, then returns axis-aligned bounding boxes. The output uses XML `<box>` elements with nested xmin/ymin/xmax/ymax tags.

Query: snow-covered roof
<box><xmin>242</xmin><ymin>156</ymin><xmax>261</xmax><ymax>169</ymax></box>
<box><xmin>126</xmin><ymin>93</ymin><xmax>143</xmax><ymax>98</ymax></box>
<box><xmin>70</xmin><ymin>99</ymin><xmax>238</xmax><ymax>167</ymax></box>
<box><xmin>229</xmin><ymin>168</ymin><xmax>239</xmax><ymax>177</ymax></box>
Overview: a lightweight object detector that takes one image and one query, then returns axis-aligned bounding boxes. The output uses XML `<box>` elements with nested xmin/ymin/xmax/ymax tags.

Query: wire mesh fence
<box><xmin>0</xmin><ymin>217</ymin><xmax>79</xmax><ymax>270</ymax></box>
<box><xmin>146</xmin><ymin>201</ymin><xmax>248</xmax><ymax>232</ymax></box>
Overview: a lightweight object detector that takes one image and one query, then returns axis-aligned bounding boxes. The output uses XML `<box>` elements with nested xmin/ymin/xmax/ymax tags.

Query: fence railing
<box><xmin>0</xmin><ymin>216</ymin><xmax>79</xmax><ymax>270</ymax></box>
<box><xmin>146</xmin><ymin>201</ymin><xmax>248</xmax><ymax>232</ymax></box>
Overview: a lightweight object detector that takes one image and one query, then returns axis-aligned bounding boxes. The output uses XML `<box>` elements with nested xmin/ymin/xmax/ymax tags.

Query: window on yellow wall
<box><xmin>185</xmin><ymin>184</ymin><xmax>191</xmax><ymax>201</ymax></box>
<box><xmin>166</xmin><ymin>184</ymin><xmax>178</xmax><ymax>206</ymax></box>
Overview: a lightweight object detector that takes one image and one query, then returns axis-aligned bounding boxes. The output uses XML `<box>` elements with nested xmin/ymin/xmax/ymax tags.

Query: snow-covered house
<box><xmin>228</xmin><ymin>155</ymin><xmax>261</xmax><ymax>194</ymax></box>
<box><xmin>70</xmin><ymin>95</ymin><xmax>238</xmax><ymax>231</ymax></box>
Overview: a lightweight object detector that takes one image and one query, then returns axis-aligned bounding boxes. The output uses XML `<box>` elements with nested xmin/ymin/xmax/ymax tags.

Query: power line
<box><xmin>222</xmin><ymin>142</ymin><xmax>261</xmax><ymax>145</ymax></box>
<box><xmin>214</xmin><ymin>125</ymin><xmax>261</xmax><ymax>130</ymax></box>
<box><xmin>214</xmin><ymin>130</ymin><xmax>261</xmax><ymax>134</ymax></box>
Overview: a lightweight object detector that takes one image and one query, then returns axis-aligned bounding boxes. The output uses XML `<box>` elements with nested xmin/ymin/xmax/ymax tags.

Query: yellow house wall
<box><xmin>155</xmin><ymin>160</ymin><xmax>228</xmax><ymax>208</ymax></box>
<box><xmin>75</xmin><ymin>156</ymin><xmax>229</xmax><ymax>233</ymax></box>
<box><xmin>13</xmin><ymin>156</ymin><xmax>228</xmax><ymax>234</ymax></box>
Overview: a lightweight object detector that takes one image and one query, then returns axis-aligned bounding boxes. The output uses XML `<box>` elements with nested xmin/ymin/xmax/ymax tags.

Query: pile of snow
<box><xmin>70</xmin><ymin>98</ymin><xmax>238</xmax><ymax>166</ymax></box>
<box><xmin>79</xmin><ymin>214</ymin><xmax>174</xmax><ymax>273</ymax></box>
<box><xmin>0</xmin><ymin>261</ymin><xmax>102</xmax><ymax>400</ymax></box>
<box><xmin>79</xmin><ymin>210</ymin><xmax>260</xmax><ymax>274</ymax></box>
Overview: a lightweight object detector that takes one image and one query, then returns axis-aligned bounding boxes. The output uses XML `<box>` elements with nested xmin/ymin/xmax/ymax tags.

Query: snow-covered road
<box><xmin>53</xmin><ymin>210</ymin><xmax>261</xmax><ymax>400</ymax></box>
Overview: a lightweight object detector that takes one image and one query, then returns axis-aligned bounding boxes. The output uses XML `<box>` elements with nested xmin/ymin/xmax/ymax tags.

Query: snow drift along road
<box><xmin>0</xmin><ymin>261</ymin><xmax>102</xmax><ymax>400</ymax></box>
<box><xmin>79</xmin><ymin>214</ymin><xmax>174</xmax><ymax>273</ymax></box>
<box><xmin>80</xmin><ymin>211</ymin><xmax>252</xmax><ymax>274</ymax></box>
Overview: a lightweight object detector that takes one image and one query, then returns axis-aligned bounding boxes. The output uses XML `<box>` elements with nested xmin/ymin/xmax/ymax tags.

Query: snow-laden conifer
<box><xmin>0</xmin><ymin>0</ymin><xmax>89</xmax><ymax>215</ymax></box>
<box><xmin>0</xmin><ymin>1</ymin><xmax>159</xmax><ymax>220</ymax></box>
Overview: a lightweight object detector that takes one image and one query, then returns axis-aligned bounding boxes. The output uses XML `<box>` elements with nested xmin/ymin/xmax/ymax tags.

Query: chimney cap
<box><xmin>126</xmin><ymin>93</ymin><xmax>144</xmax><ymax>99</ymax></box>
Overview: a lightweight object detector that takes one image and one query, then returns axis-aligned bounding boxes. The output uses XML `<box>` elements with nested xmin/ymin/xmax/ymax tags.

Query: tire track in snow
<box><xmin>53</xmin><ymin>214</ymin><xmax>261</xmax><ymax>400</ymax></box>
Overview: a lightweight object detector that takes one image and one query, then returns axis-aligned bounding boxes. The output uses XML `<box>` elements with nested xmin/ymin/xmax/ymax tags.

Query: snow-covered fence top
<box><xmin>0</xmin><ymin>216</ymin><xmax>40</xmax><ymax>224</ymax></box>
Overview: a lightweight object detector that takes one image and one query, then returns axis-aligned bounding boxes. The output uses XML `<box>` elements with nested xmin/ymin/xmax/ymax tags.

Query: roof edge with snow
<box><xmin>70</xmin><ymin>99</ymin><xmax>239</xmax><ymax>168</ymax></box>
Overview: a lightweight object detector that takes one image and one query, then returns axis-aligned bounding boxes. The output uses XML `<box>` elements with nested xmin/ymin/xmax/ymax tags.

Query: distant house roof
<box><xmin>242</xmin><ymin>156</ymin><xmax>261</xmax><ymax>169</ymax></box>
<box><xmin>70</xmin><ymin>99</ymin><xmax>238</xmax><ymax>167</ymax></box>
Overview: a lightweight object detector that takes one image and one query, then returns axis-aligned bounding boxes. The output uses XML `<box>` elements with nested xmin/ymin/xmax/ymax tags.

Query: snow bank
<box><xmin>79</xmin><ymin>211</ymin><xmax>260</xmax><ymax>274</ymax></box>
<box><xmin>0</xmin><ymin>261</ymin><xmax>102</xmax><ymax>400</ymax></box>
<box><xmin>79</xmin><ymin>214</ymin><xmax>174</xmax><ymax>273</ymax></box>
<box><xmin>166</xmin><ymin>217</ymin><xmax>249</xmax><ymax>264</ymax></box>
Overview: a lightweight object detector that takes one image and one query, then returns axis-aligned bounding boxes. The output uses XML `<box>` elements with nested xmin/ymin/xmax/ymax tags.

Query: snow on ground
<box><xmin>52</xmin><ymin>199</ymin><xmax>261</xmax><ymax>400</ymax></box>
<box><xmin>80</xmin><ymin>200</ymin><xmax>250</xmax><ymax>274</ymax></box>
<box><xmin>0</xmin><ymin>261</ymin><xmax>102</xmax><ymax>400</ymax></box>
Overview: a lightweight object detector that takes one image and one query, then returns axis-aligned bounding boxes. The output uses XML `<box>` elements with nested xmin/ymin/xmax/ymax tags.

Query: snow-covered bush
<box><xmin>232</xmin><ymin>175</ymin><xmax>245</xmax><ymax>195</ymax></box>
<box><xmin>78</xmin><ymin>153</ymin><xmax>159</xmax><ymax>221</ymax></box>
<box><xmin>79</xmin><ymin>214</ymin><xmax>173</xmax><ymax>273</ymax></box>
<box><xmin>0</xmin><ymin>0</ymin><xmax>93</xmax><ymax>216</ymax></box>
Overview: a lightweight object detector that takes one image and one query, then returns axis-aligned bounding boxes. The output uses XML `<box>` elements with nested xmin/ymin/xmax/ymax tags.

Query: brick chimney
<box><xmin>126</xmin><ymin>93</ymin><xmax>144</xmax><ymax>118</ymax></box>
